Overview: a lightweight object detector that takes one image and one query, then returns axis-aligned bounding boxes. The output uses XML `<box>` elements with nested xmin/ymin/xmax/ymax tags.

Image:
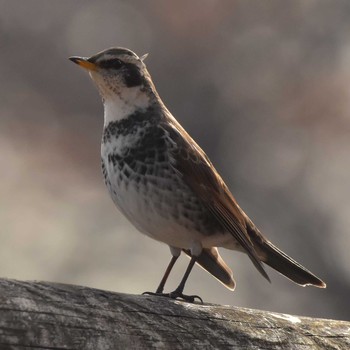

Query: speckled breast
<box><xmin>100</xmin><ymin>110</ymin><xmax>223</xmax><ymax>241</ymax></box>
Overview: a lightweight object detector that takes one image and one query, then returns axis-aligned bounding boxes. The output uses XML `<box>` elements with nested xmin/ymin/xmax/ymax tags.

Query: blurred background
<box><xmin>1</xmin><ymin>0</ymin><xmax>349</xmax><ymax>320</ymax></box>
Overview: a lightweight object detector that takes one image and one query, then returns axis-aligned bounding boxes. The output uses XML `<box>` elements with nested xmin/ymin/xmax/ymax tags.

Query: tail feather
<box><xmin>183</xmin><ymin>247</ymin><xmax>236</xmax><ymax>290</ymax></box>
<box><xmin>258</xmin><ymin>240</ymin><xmax>326</xmax><ymax>288</ymax></box>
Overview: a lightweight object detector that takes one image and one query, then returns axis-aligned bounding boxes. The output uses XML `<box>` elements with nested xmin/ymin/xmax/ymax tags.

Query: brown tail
<box><xmin>183</xmin><ymin>247</ymin><xmax>236</xmax><ymax>290</ymax></box>
<box><xmin>257</xmin><ymin>239</ymin><xmax>326</xmax><ymax>288</ymax></box>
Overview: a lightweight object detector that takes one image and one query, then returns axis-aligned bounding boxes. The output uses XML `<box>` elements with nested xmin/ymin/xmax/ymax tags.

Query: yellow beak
<box><xmin>69</xmin><ymin>56</ymin><xmax>97</xmax><ymax>71</ymax></box>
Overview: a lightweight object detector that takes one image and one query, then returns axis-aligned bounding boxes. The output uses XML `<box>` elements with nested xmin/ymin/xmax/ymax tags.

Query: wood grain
<box><xmin>0</xmin><ymin>278</ymin><xmax>348</xmax><ymax>349</ymax></box>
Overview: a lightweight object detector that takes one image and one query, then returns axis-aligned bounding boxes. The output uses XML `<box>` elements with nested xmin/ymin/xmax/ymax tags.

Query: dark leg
<box><xmin>156</xmin><ymin>255</ymin><xmax>178</xmax><ymax>293</ymax></box>
<box><xmin>143</xmin><ymin>255</ymin><xmax>203</xmax><ymax>304</ymax></box>
<box><xmin>169</xmin><ymin>256</ymin><xmax>203</xmax><ymax>303</ymax></box>
<box><xmin>143</xmin><ymin>255</ymin><xmax>179</xmax><ymax>296</ymax></box>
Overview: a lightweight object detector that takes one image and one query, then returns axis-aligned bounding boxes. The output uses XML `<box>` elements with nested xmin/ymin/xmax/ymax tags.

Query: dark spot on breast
<box><xmin>157</xmin><ymin>153</ymin><xmax>166</xmax><ymax>163</ymax></box>
<box><xmin>146</xmin><ymin>149</ymin><xmax>155</xmax><ymax>160</ymax></box>
<box><xmin>138</xmin><ymin>164</ymin><xmax>147</xmax><ymax>175</ymax></box>
<box><xmin>108</xmin><ymin>154</ymin><xmax>122</xmax><ymax>167</ymax></box>
<box><xmin>133</xmin><ymin>174</ymin><xmax>141</xmax><ymax>184</ymax></box>
<box><xmin>124</xmin><ymin>167</ymin><xmax>131</xmax><ymax>179</ymax></box>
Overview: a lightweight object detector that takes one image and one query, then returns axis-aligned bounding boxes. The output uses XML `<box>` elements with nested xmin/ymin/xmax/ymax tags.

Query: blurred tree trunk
<box><xmin>0</xmin><ymin>278</ymin><xmax>348</xmax><ymax>349</ymax></box>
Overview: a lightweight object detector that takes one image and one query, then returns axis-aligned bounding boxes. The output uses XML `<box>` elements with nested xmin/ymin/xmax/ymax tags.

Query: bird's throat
<box><xmin>103</xmin><ymin>88</ymin><xmax>151</xmax><ymax>126</ymax></box>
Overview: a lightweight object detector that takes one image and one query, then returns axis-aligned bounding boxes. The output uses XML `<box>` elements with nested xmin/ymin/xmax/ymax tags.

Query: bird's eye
<box><xmin>100</xmin><ymin>59</ymin><xmax>124</xmax><ymax>70</ymax></box>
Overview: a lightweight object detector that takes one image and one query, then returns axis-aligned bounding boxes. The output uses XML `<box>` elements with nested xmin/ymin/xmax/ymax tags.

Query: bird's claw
<box><xmin>142</xmin><ymin>291</ymin><xmax>167</xmax><ymax>297</ymax></box>
<box><xmin>143</xmin><ymin>290</ymin><xmax>203</xmax><ymax>304</ymax></box>
<box><xmin>169</xmin><ymin>290</ymin><xmax>203</xmax><ymax>304</ymax></box>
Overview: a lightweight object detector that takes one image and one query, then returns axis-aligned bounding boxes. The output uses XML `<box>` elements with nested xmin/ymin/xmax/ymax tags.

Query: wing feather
<box><xmin>162</xmin><ymin>119</ymin><xmax>270</xmax><ymax>282</ymax></box>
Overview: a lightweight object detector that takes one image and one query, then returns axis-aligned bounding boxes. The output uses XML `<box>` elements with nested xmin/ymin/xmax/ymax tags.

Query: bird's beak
<box><xmin>69</xmin><ymin>56</ymin><xmax>97</xmax><ymax>71</ymax></box>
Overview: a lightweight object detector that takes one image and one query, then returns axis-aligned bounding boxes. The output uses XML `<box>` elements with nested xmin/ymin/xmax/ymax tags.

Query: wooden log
<box><xmin>0</xmin><ymin>278</ymin><xmax>348</xmax><ymax>349</ymax></box>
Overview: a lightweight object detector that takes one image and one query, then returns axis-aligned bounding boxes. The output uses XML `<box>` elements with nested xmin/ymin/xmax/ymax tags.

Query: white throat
<box><xmin>103</xmin><ymin>87</ymin><xmax>150</xmax><ymax>126</ymax></box>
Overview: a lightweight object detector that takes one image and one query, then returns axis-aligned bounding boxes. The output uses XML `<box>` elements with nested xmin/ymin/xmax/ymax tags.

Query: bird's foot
<box><xmin>143</xmin><ymin>290</ymin><xmax>203</xmax><ymax>304</ymax></box>
<box><xmin>169</xmin><ymin>290</ymin><xmax>203</xmax><ymax>304</ymax></box>
<box><xmin>142</xmin><ymin>291</ymin><xmax>168</xmax><ymax>298</ymax></box>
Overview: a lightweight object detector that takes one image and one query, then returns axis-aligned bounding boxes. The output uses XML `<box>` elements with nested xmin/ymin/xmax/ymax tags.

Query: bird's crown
<box><xmin>89</xmin><ymin>47</ymin><xmax>147</xmax><ymax>68</ymax></box>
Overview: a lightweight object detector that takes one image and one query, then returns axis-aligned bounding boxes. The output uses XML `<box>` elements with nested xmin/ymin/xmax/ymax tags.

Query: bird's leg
<box><xmin>169</xmin><ymin>256</ymin><xmax>203</xmax><ymax>304</ymax></box>
<box><xmin>156</xmin><ymin>255</ymin><xmax>179</xmax><ymax>293</ymax></box>
<box><xmin>143</xmin><ymin>248</ymin><xmax>203</xmax><ymax>303</ymax></box>
<box><xmin>143</xmin><ymin>255</ymin><xmax>178</xmax><ymax>296</ymax></box>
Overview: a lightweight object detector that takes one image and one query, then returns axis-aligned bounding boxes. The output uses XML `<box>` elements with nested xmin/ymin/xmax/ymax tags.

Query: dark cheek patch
<box><xmin>123</xmin><ymin>64</ymin><xmax>143</xmax><ymax>87</ymax></box>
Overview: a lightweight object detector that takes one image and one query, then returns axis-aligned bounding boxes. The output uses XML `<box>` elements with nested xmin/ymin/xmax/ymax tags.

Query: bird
<box><xmin>69</xmin><ymin>47</ymin><xmax>326</xmax><ymax>303</ymax></box>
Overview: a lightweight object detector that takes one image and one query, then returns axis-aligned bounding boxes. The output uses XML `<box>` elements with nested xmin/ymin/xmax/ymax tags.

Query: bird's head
<box><xmin>70</xmin><ymin>47</ymin><xmax>157</xmax><ymax>122</ymax></box>
<box><xmin>69</xmin><ymin>47</ymin><xmax>150</xmax><ymax>96</ymax></box>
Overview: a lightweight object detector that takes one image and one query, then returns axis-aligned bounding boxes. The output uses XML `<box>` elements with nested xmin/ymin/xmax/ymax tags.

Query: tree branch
<box><xmin>0</xmin><ymin>278</ymin><xmax>348</xmax><ymax>349</ymax></box>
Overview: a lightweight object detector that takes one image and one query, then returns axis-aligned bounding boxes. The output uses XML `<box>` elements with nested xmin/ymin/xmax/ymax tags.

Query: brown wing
<box><xmin>163</xmin><ymin>118</ymin><xmax>270</xmax><ymax>282</ymax></box>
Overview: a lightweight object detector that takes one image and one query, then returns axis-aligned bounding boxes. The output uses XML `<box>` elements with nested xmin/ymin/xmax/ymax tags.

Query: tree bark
<box><xmin>0</xmin><ymin>278</ymin><xmax>348</xmax><ymax>349</ymax></box>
